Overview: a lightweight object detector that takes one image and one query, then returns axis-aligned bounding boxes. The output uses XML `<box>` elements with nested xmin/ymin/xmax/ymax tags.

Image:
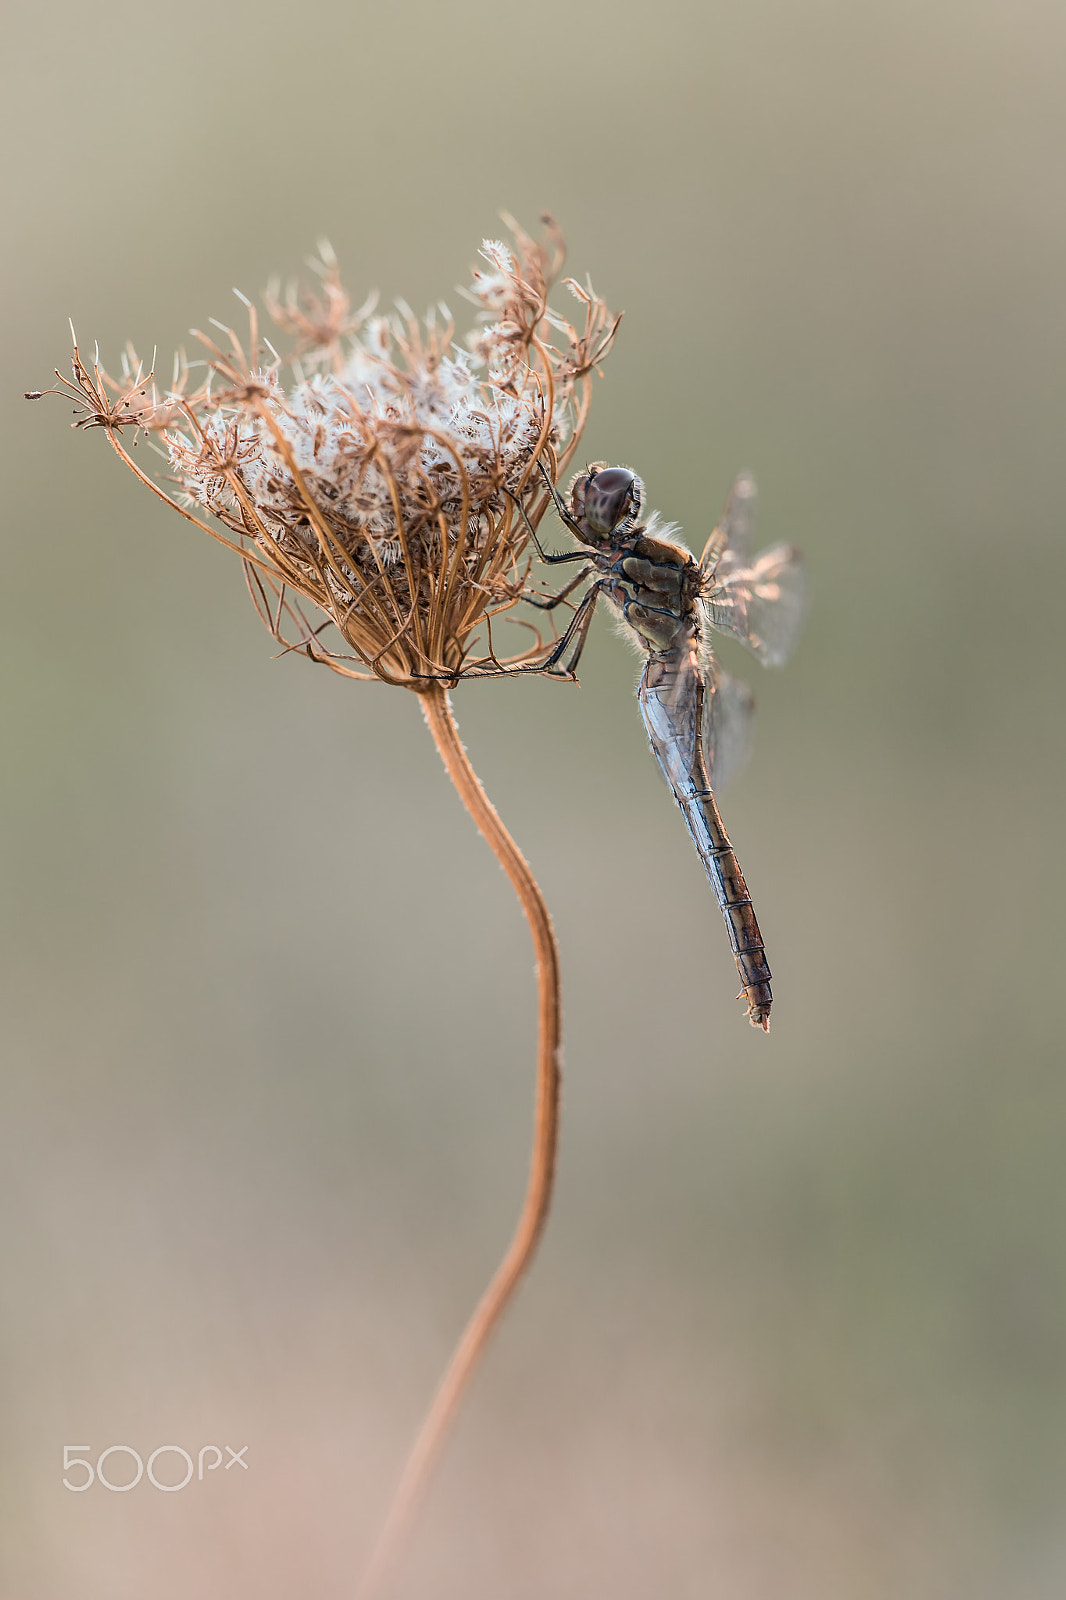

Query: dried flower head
<box><xmin>35</xmin><ymin>218</ymin><xmax>619</xmax><ymax>687</ymax></box>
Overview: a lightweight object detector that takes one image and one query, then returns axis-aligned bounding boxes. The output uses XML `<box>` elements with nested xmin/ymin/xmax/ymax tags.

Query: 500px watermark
<box><xmin>62</xmin><ymin>1444</ymin><xmax>248</xmax><ymax>1492</ymax></box>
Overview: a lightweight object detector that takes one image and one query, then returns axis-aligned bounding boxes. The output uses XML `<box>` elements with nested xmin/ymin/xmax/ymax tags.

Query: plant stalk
<box><xmin>356</xmin><ymin>681</ymin><xmax>563</xmax><ymax>1599</ymax></box>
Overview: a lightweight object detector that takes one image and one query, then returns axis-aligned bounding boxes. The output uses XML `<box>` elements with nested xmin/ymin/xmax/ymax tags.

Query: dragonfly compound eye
<box><xmin>581</xmin><ymin>467</ymin><xmax>641</xmax><ymax>537</ymax></box>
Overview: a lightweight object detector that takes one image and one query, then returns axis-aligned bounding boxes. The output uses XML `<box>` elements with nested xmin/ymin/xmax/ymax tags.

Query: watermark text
<box><xmin>63</xmin><ymin>1444</ymin><xmax>248</xmax><ymax>1492</ymax></box>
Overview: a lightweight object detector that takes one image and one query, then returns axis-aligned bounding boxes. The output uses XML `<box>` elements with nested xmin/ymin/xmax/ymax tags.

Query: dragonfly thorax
<box><xmin>570</xmin><ymin>464</ymin><xmax>644</xmax><ymax>547</ymax></box>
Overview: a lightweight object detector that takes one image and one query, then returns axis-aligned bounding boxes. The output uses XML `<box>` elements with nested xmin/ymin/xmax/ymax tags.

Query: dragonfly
<box><xmin>525</xmin><ymin>462</ymin><xmax>807</xmax><ymax>1030</ymax></box>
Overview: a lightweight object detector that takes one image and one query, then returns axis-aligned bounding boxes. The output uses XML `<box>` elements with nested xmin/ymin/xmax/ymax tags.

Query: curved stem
<box><xmin>356</xmin><ymin>682</ymin><xmax>563</xmax><ymax>1599</ymax></box>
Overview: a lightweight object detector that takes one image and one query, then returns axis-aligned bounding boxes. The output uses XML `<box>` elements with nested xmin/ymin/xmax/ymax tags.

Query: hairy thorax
<box><xmin>604</xmin><ymin>534</ymin><xmax>702</xmax><ymax>655</ymax></box>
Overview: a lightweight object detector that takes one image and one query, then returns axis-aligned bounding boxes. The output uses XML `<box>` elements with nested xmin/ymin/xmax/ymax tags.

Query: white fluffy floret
<box><xmin>165</xmin><ymin>307</ymin><xmax>563</xmax><ymax>569</ymax></box>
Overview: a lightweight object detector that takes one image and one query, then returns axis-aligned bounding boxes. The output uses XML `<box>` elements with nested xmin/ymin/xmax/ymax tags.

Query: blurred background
<box><xmin>3</xmin><ymin>1</ymin><xmax>1065</xmax><ymax>1595</ymax></box>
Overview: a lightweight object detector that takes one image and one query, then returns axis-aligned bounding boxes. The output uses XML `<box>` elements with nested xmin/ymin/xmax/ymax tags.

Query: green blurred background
<box><xmin>4</xmin><ymin>2</ymin><xmax>1065</xmax><ymax>1594</ymax></box>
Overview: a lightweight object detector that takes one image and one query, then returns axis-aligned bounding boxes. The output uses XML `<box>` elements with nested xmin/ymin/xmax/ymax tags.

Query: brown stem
<box><xmin>356</xmin><ymin>681</ymin><xmax>563</xmax><ymax>1599</ymax></box>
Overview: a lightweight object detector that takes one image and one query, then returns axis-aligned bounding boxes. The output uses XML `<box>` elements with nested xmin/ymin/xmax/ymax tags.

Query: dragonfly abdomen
<box><xmin>639</xmin><ymin>647</ymin><xmax>774</xmax><ymax>1031</ymax></box>
<box><xmin>675</xmin><ymin>784</ymin><xmax>773</xmax><ymax>1031</ymax></box>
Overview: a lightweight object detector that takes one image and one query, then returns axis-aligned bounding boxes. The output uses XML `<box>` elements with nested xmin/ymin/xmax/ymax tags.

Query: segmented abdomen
<box><xmin>638</xmin><ymin>646</ymin><xmax>773</xmax><ymax>1031</ymax></box>
<box><xmin>676</xmin><ymin>785</ymin><xmax>773</xmax><ymax>1030</ymax></box>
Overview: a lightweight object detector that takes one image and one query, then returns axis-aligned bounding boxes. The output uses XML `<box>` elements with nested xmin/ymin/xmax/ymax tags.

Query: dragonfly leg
<box><xmin>406</xmin><ymin>581</ymin><xmax>603</xmax><ymax>683</ymax></box>
<box><xmin>502</xmin><ymin>580</ymin><xmax>602</xmax><ymax>677</ymax></box>
<box><xmin>535</xmin><ymin>579</ymin><xmax>603</xmax><ymax>678</ymax></box>
<box><xmin>505</xmin><ymin>485</ymin><xmax>589</xmax><ymax>567</ymax></box>
<box><xmin>525</xmin><ymin>564</ymin><xmax>594</xmax><ymax>611</ymax></box>
<box><xmin>535</xmin><ymin>457</ymin><xmax>588</xmax><ymax>542</ymax></box>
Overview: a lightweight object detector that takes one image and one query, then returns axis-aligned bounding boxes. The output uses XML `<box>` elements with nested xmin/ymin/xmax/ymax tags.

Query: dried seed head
<box><xmin>38</xmin><ymin>219</ymin><xmax>620</xmax><ymax>687</ymax></box>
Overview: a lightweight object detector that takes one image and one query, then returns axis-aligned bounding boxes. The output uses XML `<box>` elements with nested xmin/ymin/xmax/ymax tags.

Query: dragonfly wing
<box><xmin>699</xmin><ymin>471</ymin><xmax>757</xmax><ymax>568</ymax></box>
<box><xmin>701</xmin><ymin>658</ymin><xmax>755</xmax><ymax>792</ymax></box>
<box><xmin>705</xmin><ymin>542</ymin><xmax>808</xmax><ymax>667</ymax></box>
<box><xmin>700</xmin><ymin>473</ymin><xmax>808</xmax><ymax>667</ymax></box>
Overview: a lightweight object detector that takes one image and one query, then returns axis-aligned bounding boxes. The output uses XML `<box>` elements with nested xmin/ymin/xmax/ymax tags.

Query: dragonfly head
<box><xmin>570</xmin><ymin>464</ymin><xmax>643</xmax><ymax>545</ymax></box>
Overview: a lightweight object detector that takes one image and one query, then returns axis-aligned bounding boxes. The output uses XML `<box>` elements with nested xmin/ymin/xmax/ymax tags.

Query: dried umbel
<box><xmin>39</xmin><ymin>218</ymin><xmax>619</xmax><ymax>687</ymax></box>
